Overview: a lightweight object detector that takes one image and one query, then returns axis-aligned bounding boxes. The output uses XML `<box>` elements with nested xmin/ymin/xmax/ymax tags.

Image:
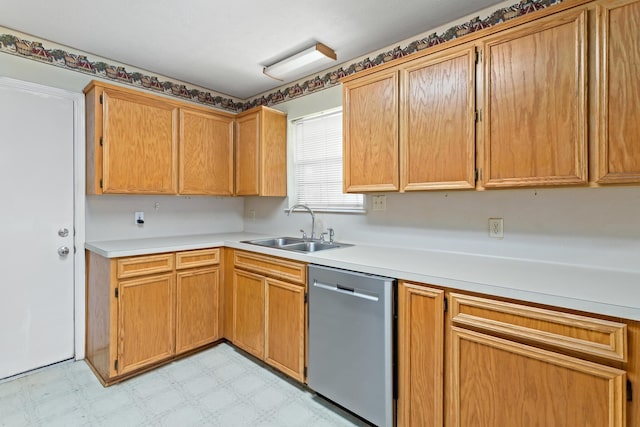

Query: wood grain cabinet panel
<box><xmin>233</xmin><ymin>250</ymin><xmax>306</xmax><ymax>285</ymax></box>
<box><xmin>343</xmin><ymin>69</ymin><xmax>400</xmax><ymax>192</ymax></box>
<box><xmin>481</xmin><ymin>9</ymin><xmax>588</xmax><ymax>187</ymax></box>
<box><xmin>176</xmin><ymin>267</ymin><xmax>220</xmax><ymax>354</ymax></box>
<box><xmin>398</xmin><ymin>282</ymin><xmax>444</xmax><ymax>427</ymax></box>
<box><xmin>116</xmin><ymin>253</ymin><xmax>174</xmax><ymax>279</ymax></box>
<box><xmin>102</xmin><ymin>89</ymin><xmax>178</xmax><ymax>194</ymax></box>
<box><xmin>400</xmin><ymin>46</ymin><xmax>476</xmax><ymax>191</ymax></box>
<box><xmin>118</xmin><ymin>273</ymin><xmax>175</xmax><ymax>375</ymax></box>
<box><xmin>450</xmin><ymin>327</ymin><xmax>626</xmax><ymax>427</ymax></box>
<box><xmin>175</xmin><ymin>248</ymin><xmax>220</xmax><ymax>270</ymax></box>
<box><xmin>232</xmin><ymin>269</ymin><xmax>266</xmax><ymax>359</ymax></box>
<box><xmin>596</xmin><ymin>0</ymin><xmax>640</xmax><ymax>183</ymax></box>
<box><xmin>179</xmin><ymin>109</ymin><xmax>234</xmax><ymax>195</ymax></box>
<box><xmin>235</xmin><ymin>106</ymin><xmax>287</xmax><ymax>196</ymax></box>
<box><xmin>265</xmin><ymin>278</ymin><xmax>306</xmax><ymax>382</ymax></box>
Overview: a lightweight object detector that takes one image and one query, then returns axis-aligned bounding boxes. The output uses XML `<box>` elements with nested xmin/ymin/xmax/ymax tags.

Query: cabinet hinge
<box><xmin>475</xmin><ymin>109</ymin><xmax>482</xmax><ymax>123</ymax></box>
<box><xmin>99</xmin><ymin>137</ymin><xmax>103</xmax><ymax>147</ymax></box>
<box><xmin>115</xmin><ymin>288</ymin><xmax>119</xmax><ymax>298</ymax></box>
<box><xmin>475</xmin><ymin>49</ymin><xmax>482</xmax><ymax>64</ymax></box>
<box><xmin>114</xmin><ymin>359</ymin><xmax>118</xmax><ymax>371</ymax></box>
<box><xmin>99</xmin><ymin>94</ymin><xmax>103</xmax><ymax>105</ymax></box>
<box><xmin>304</xmin><ymin>292</ymin><xmax>308</xmax><ymax>304</ymax></box>
<box><xmin>304</xmin><ymin>366</ymin><xmax>308</xmax><ymax>378</ymax></box>
<box><xmin>444</xmin><ymin>297</ymin><xmax>448</xmax><ymax>313</ymax></box>
<box><xmin>475</xmin><ymin>168</ymin><xmax>483</xmax><ymax>183</ymax></box>
<box><xmin>628</xmin><ymin>379</ymin><xmax>633</xmax><ymax>402</ymax></box>
<box><xmin>99</xmin><ymin>179</ymin><xmax>103</xmax><ymax>189</ymax></box>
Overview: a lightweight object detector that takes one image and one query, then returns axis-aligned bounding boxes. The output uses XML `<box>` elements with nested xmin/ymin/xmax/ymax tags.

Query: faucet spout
<box><xmin>287</xmin><ymin>204</ymin><xmax>316</xmax><ymax>240</ymax></box>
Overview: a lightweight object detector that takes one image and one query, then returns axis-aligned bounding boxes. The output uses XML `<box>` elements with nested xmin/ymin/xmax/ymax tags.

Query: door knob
<box><xmin>58</xmin><ymin>228</ymin><xmax>69</xmax><ymax>237</ymax></box>
<box><xmin>58</xmin><ymin>246</ymin><xmax>70</xmax><ymax>256</ymax></box>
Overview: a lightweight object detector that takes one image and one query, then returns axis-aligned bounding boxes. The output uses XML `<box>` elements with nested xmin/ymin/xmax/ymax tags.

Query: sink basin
<box><xmin>242</xmin><ymin>237</ymin><xmax>352</xmax><ymax>253</ymax></box>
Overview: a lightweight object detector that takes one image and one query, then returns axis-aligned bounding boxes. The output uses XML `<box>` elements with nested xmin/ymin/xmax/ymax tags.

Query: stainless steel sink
<box><xmin>243</xmin><ymin>237</ymin><xmax>352</xmax><ymax>253</ymax></box>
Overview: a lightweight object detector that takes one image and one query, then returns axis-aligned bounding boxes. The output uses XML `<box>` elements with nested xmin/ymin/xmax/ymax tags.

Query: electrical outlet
<box><xmin>488</xmin><ymin>218</ymin><xmax>503</xmax><ymax>238</ymax></box>
<box><xmin>372</xmin><ymin>195</ymin><xmax>386</xmax><ymax>211</ymax></box>
<box><xmin>135</xmin><ymin>211</ymin><xmax>145</xmax><ymax>225</ymax></box>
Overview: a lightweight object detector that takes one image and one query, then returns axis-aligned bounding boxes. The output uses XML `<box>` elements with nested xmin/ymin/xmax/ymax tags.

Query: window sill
<box><xmin>284</xmin><ymin>208</ymin><xmax>367</xmax><ymax>215</ymax></box>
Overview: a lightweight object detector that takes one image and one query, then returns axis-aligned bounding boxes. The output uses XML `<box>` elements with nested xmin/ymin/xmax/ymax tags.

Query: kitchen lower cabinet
<box><xmin>265</xmin><ymin>278</ymin><xmax>306</xmax><ymax>382</ymax></box>
<box><xmin>447</xmin><ymin>293</ymin><xmax>629</xmax><ymax>427</ymax></box>
<box><xmin>397</xmin><ymin>282</ymin><xmax>445</xmax><ymax>427</ymax></box>
<box><xmin>85</xmin><ymin>248</ymin><xmax>221</xmax><ymax>385</ymax></box>
<box><xmin>231</xmin><ymin>250</ymin><xmax>307</xmax><ymax>382</ymax></box>
<box><xmin>232</xmin><ymin>269</ymin><xmax>266</xmax><ymax>359</ymax></box>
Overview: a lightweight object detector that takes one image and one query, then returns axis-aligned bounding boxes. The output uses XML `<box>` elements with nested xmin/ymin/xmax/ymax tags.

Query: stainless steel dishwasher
<box><xmin>308</xmin><ymin>264</ymin><xmax>396</xmax><ymax>427</ymax></box>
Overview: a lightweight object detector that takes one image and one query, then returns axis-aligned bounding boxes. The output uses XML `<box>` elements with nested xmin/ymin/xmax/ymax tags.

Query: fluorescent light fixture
<box><xmin>263</xmin><ymin>43</ymin><xmax>337</xmax><ymax>81</ymax></box>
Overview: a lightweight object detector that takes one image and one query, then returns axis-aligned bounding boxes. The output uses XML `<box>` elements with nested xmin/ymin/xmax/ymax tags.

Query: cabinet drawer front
<box><xmin>450</xmin><ymin>293</ymin><xmax>627</xmax><ymax>362</ymax></box>
<box><xmin>116</xmin><ymin>253</ymin><xmax>174</xmax><ymax>279</ymax></box>
<box><xmin>234</xmin><ymin>250</ymin><xmax>306</xmax><ymax>285</ymax></box>
<box><xmin>175</xmin><ymin>248</ymin><xmax>220</xmax><ymax>270</ymax></box>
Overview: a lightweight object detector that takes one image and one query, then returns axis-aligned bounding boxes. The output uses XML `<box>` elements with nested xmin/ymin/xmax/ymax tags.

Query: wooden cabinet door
<box><xmin>259</xmin><ymin>108</ymin><xmax>287</xmax><ymax>196</ymax></box>
<box><xmin>450</xmin><ymin>327</ymin><xmax>626</xmax><ymax>427</ymax></box>
<box><xmin>343</xmin><ymin>69</ymin><xmax>399</xmax><ymax>192</ymax></box>
<box><xmin>596</xmin><ymin>0</ymin><xmax>640</xmax><ymax>183</ymax></box>
<box><xmin>481</xmin><ymin>9</ymin><xmax>587</xmax><ymax>188</ymax></box>
<box><xmin>175</xmin><ymin>267</ymin><xmax>220</xmax><ymax>354</ymax></box>
<box><xmin>235</xmin><ymin>112</ymin><xmax>260</xmax><ymax>196</ymax></box>
<box><xmin>102</xmin><ymin>89</ymin><xmax>178</xmax><ymax>194</ymax></box>
<box><xmin>117</xmin><ymin>273</ymin><xmax>175</xmax><ymax>375</ymax></box>
<box><xmin>400</xmin><ymin>47</ymin><xmax>476</xmax><ymax>191</ymax></box>
<box><xmin>398</xmin><ymin>282</ymin><xmax>444</xmax><ymax>427</ymax></box>
<box><xmin>232</xmin><ymin>269</ymin><xmax>265</xmax><ymax>358</ymax></box>
<box><xmin>179</xmin><ymin>109</ymin><xmax>234</xmax><ymax>195</ymax></box>
<box><xmin>264</xmin><ymin>278</ymin><xmax>305</xmax><ymax>382</ymax></box>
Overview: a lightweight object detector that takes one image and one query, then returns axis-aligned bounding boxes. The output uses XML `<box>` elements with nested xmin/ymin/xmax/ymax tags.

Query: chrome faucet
<box><xmin>287</xmin><ymin>204</ymin><xmax>316</xmax><ymax>240</ymax></box>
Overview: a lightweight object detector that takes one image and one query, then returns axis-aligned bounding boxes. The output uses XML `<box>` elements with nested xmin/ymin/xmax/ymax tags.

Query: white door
<box><xmin>0</xmin><ymin>79</ymin><xmax>76</xmax><ymax>379</ymax></box>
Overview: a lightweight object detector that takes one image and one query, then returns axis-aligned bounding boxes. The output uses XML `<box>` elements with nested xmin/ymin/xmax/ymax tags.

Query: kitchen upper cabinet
<box><xmin>235</xmin><ymin>106</ymin><xmax>287</xmax><ymax>196</ymax></box>
<box><xmin>596</xmin><ymin>0</ymin><xmax>640</xmax><ymax>183</ymax></box>
<box><xmin>397</xmin><ymin>282</ymin><xmax>444</xmax><ymax>427</ymax></box>
<box><xmin>85</xmin><ymin>82</ymin><xmax>178</xmax><ymax>194</ymax></box>
<box><xmin>179</xmin><ymin>109</ymin><xmax>234</xmax><ymax>195</ymax></box>
<box><xmin>343</xmin><ymin>69</ymin><xmax>399</xmax><ymax>192</ymax></box>
<box><xmin>400</xmin><ymin>46</ymin><xmax>476</xmax><ymax>191</ymax></box>
<box><xmin>481</xmin><ymin>9</ymin><xmax>588</xmax><ymax>188</ymax></box>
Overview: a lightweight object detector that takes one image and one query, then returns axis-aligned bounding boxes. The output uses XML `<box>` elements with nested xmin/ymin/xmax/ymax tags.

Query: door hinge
<box><xmin>114</xmin><ymin>359</ymin><xmax>118</xmax><ymax>371</ymax></box>
<box><xmin>628</xmin><ymin>379</ymin><xmax>633</xmax><ymax>402</ymax></box>
<box><xmin>304</xmin><ymin>292</ymin><xmax>308</xmax><ymax>304</ymax></box>
<box><xmin>115</xmin><ymin>288</ymin><xmax>119</xmax><ymax>298</ymax></box>
<box><xmin>99</xmin><ymin>94</ymin><xmax>103</xmax><ymax>104</ymax></box>
<box><xmin>475</xmin><ymin>109</ymin><xmax>482</xmax><ymax>123</ymax></box>
<box><xmin>444</xmin><ymin>296</ymin><xmax>448</xmax><ymax>313</ymax></box>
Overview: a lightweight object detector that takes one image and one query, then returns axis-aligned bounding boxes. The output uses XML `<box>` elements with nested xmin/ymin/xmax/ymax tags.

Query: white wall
<box><xmin>1</xmin><ymin>53</ymin><xmax>245</xmax><ymax>242</ymax></box>
<box><xmin>245</xmin><ymin>87</ymin><xmax>640</xmax><ymax>273</ymax></box>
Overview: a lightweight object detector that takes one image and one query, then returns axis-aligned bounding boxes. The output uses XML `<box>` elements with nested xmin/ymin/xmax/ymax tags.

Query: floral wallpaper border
<box><xmin>0</xmin><ymin>0</ymin><xmax>562</xmax><ymax>113</ymax></box>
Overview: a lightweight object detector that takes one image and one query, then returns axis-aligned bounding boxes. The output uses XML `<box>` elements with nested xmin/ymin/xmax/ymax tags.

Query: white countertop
<box><xmin>85</xmin><ymin>233</ymin><xmax>640</xmax><ymax>321</ymax></box>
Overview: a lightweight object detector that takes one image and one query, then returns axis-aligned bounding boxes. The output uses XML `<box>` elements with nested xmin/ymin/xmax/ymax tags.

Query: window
<box><xmin>292</xmin><ymin>109</ymin><xmax>364</xmax><ymax>212</ymax></box>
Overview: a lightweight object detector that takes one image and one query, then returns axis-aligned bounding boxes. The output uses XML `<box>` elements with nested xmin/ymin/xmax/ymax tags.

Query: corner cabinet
<box><xmin>235</xmin><ymin>106</ymin><xmax>287</xmax><ymax>196</ymax></box>
<box><xmin>85</xmin><ymin>248</ymin><xmax>221</xmax><ymax>385</ymax></box>
<box><xmin>85</xmin><ymin>80</ymin><xmax>237</xmax><ymax>196</ymax></box>
<box><xmin>481</xmin><ymin>8</ymin><xmax>588</xmax><ymax>188</ymax></box>
<box><xmin>596</xmin><ymin>0</ymin><xmax>640</xmax><ymax>184</ymax></box>
<box><xmin>232</xmin><ymin>250</ymin><xmax>307</xmax><ymax>382</ymax></box>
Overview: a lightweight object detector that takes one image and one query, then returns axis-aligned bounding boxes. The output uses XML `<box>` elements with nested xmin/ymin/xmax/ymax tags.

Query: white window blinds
<box><xmin>293</xmin><ymin>110</ymin><xmax>364</xmax><ymax>211</ymax></box>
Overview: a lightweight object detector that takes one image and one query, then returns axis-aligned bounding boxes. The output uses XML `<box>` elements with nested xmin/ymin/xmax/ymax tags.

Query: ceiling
<box><xmin>1</xmin><ymin>0</ymin><xmax>503</xmax><ymax>99</ymax></box>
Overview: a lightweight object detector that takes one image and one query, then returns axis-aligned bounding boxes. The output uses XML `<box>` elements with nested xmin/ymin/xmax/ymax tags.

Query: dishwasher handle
<box><xmin>313</xmin><ymin>280</ymin><xmax>379</xmax><ymax>301</ymax></box>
